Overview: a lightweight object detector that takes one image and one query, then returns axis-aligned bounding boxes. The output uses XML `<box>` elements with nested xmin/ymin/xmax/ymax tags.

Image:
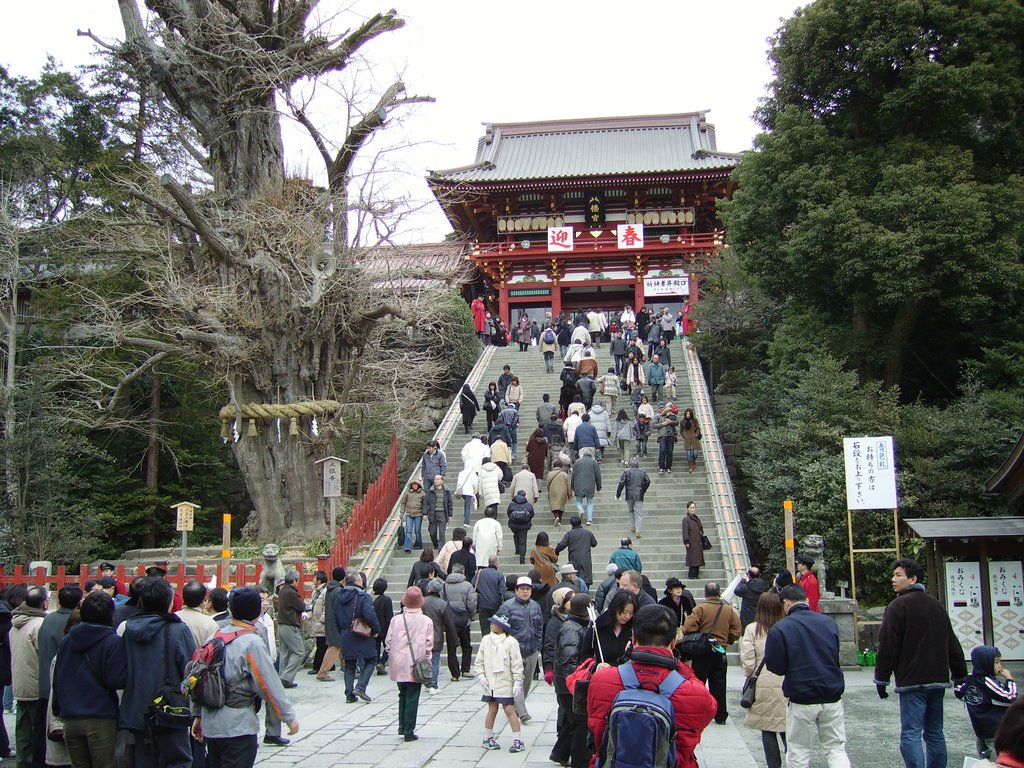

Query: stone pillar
<box><xmin>821</xmin><ymin>597</ymin><xmax>859</xmax><ymax>667</ymax></box>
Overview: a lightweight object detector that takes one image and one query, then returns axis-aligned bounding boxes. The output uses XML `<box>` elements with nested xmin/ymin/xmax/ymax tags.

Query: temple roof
<box><xmin>428</xmin><ymin>112</ymin><xmax>741</xmax><ymax>184</ymax></box>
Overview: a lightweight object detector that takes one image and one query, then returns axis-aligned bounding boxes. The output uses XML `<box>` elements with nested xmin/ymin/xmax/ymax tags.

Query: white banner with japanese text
<box><xmin>843</xmin><ymin>436</ymin><xmax>898</xmax><ymax>509</ymax></box>
<box><xmin>616</xmin><ymin>222</ymin><xmax>644</xmax><ymax>249</ymax></box>
<box><xmin>547</xmin><ymin>226</ymin><xmax>574</xmax><ymax>252</ymax></box>
<box><xmin>643</xmin><ymin>276</ymin><xmax>690</xmax><ymax>297</ymax></box>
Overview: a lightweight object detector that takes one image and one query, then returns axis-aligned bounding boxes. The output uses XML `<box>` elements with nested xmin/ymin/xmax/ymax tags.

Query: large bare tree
<box><xmin>66</xmin><ymin>2</ymin><xmax>446</xmax><ymax>539</ymax></box>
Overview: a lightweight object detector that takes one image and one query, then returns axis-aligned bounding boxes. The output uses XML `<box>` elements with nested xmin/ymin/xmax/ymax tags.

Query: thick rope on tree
<box><xmin>219</xmin><ymin>400</ymin><xmax>344</xmax><ymax>439</ymax></box>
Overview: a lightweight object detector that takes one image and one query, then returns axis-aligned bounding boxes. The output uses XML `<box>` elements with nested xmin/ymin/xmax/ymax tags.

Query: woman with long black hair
<box><xmin>484</xmin><ymin>382</ymin><xmax>501</xmax><ymax>432</ymax></box>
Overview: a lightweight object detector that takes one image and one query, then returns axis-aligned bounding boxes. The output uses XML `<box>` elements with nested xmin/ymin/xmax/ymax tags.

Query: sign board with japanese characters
<box><xmin>843</xmin><ymin>436</ymin><xmax>898</xmax><ymax>509</ymax></box>
<box><xmin>616</xmin><ymin>223</ymin><xmax>644</xmax><ymax>249</ymax></box>
<box><xmin>644</xmin><ymin>276</ymin><xmax>690</xmax><ymax>297</ymax></box>
<box><xmin>945</xmin><ymin>560</ymin><xmax>983</xmax><ymax>658</ymax></box>
<box><xmin>586</xmin><ymin>192</ymin><xmax>605</xmax><ymax>226</ymax></box>
<box><xmin>988</xmin><ymin>560</ymin><xmax>1024</xmax><ymax>660</ymax></box>
<box><xmin>321</xmin><ymin>457</ymin><xmax>343</xmax><ymax>498</ymax></box>
<box><xmin>547</xmin><ymin>226</ymin><xmax>574</xmax><ymax>252</ymax></box>
<box><xmin>172</xmin><ymin>502</ymin><xmax>198</xmax><ymax>532</ymax></box>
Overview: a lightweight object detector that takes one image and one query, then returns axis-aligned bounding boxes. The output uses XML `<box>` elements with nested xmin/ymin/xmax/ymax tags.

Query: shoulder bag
<box><xmin>701</xmin><ymin>534</ymin><xmax>712</xmax><ymax>551</ymax></box>
<box><xmin>740</xmin><ymin>657</ymin><xmax>767</xmax><ymax>709</ymax></box>
<box><xmin>677</xmin><ymin>603</ymin><xmax>724</xmax><ymax>659</ymax></box>
<box><xmin>402</xmin><ymin>613</ymin><xmax>433</xmax><ymax>685</ymax></box>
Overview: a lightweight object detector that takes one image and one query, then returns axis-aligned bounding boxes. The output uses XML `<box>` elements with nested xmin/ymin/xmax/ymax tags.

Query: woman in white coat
<box><xmin>385</xmin><ymin>587</ymin><xmax>434</xmax><ymax>742</ymax></box>
<box><xmin>740</xmin><ymin>592</ymin><xmax>789</xmax><ymax>768</ymax></box>
<box><xmin>477</xmin><ymin>458</ymin><xmax>504</xmax><ymax>514</ymax></box>
<box><xmin>472</xmin><ymin>506</ymin><xmax>504</xmax><ymax>567</ymax></box>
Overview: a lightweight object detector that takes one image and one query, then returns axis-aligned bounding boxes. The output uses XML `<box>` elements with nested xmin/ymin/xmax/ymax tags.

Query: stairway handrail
<box><xmin>359</xmin><ymin>345</ymin><xmax>497</xmax><ymax>578</ymax></box>
<box><xmin>682</xmin><ymin>340</ymin><xmax>750</xmax><ymax>585</ymax></box>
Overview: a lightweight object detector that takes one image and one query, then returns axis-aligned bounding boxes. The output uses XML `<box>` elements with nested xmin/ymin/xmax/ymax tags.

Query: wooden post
<box><xmin>221</xmin><ymin>513</ymin><xmax>232</xmax><ymax>587</ymax></box>
<box><xmin>783</xmin><ymin>499</ymin><xmax>795</xmax><ymax>576</ymax></box>
<box><xmin>847</xmin><ymin>508</ymin><xmax>857</xmax><ymax>602</ymax></box>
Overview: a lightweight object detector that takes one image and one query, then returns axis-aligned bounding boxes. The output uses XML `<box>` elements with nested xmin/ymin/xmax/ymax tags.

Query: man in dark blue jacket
<box><xmin>53</xmin><ymin>591</ymin><xmax>127</xmax><ymax>766</ymax></box>
<box><xmin>473</xmin><ymin>556</ymin><xmax>506</xmax><ymax>636</ymax></box>
<box><xmin>333</xmin><ymin>573</ymin><xmax>381</xmax><ymax>704</ymax></box>
<box><xmin>120</xmin><ymin>576</ymin><xmax>197</xmax><ymax>768</ymax></box>
<box><xmin>764</xmin><ymin>584</ymin><xmax>850</xmax><ymax>768</ymax></box>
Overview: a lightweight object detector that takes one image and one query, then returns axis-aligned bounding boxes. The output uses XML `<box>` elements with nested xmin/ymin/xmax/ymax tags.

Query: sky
<box><xmin>1</xmin><ymin>0</ymin><xmax>806</xmax><ymax>241</ymax></box>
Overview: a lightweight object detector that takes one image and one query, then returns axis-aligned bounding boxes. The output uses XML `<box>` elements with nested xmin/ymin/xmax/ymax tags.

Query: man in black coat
<box><xmin>554</xmin><ymin>516</ymin><xmax>598</xmax><ymax>586</ymax></box>
<box><xmin>733</xmin><ymin>567</ymin><xmax>770</xmax><ymax>629</ymax></box>
<box><xmin>316</xmin><ymin>566</ymin><xmax>345</xmax><ymax>681</ymax></box>
<box><xmin>874</xmin><ymin>558</ymin><xmax>968</xmax><ymax>768</ymax></box>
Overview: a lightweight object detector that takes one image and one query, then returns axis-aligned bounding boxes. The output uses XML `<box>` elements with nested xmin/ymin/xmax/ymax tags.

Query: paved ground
<box><xmin>4</xmin><ymin>662</ymin><xmax>1002</xmax><ymax>767</ymax></box>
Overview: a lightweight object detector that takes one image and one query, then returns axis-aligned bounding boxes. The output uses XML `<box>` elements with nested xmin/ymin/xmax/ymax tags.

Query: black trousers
<box><xmin>554</xmin><ymin>691</ymin><xmax>592</xmax><ymax>768</ymax></box>
<box><xmin>691</xmin><ymin>652</ymin><xmax>729</xmax><ymax>722</ymax></box>
<box><xmin>312</xmin><ymin>636</ymin><xmax>327</xmax><ymax>673</ymax></box>
<box><xmin>206</xmin><ymin>734</ymin><xmax>258</xmax><ymax>768</ymax></box>
<box><xmin>454</xmin><ymin>623</ymin><xmax>473</xmax><ymax>674</ymax></box>
<box><xmin>513</xmin><ymin>529</ymin><xmax>528</xmax><ymax>562</ymax></box>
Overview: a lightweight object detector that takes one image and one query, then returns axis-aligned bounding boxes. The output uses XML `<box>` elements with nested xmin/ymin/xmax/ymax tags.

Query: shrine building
<box><xmin>427</xmin><ymin>112</ymin><xmax>740</xmax><ymax>324</ymax></box>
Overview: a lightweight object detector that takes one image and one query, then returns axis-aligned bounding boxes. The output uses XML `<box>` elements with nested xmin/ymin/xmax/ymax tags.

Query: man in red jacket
<box><xmin>586</xmin><ymin>604</ymin><xmax>717</xmax><ymax>768</ymax></box>
<box><xmin>796</xmin><ymin>554</ymin><xmax>821</xmax><ymax>612</ymax></box>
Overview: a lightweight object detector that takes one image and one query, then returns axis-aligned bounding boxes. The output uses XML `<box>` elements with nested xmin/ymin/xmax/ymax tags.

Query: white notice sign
<box><xmin>547</xmin><ymin>226</ymin><xmax>574</xmax><ymax>252</ymax></box>
<box><xmin>843</xmin><ymin>436</ymin><xmax>897</xmax><ymax>509</ymax></box>
<box><xmin>616</xmin><ymin>223</ymin><xmax>644</xmax><ymax>249</ymax></box>
<box><xmin>322</xmin><ymin>458</ymin><xmax>343</xmax><ymax>498</ymax></box>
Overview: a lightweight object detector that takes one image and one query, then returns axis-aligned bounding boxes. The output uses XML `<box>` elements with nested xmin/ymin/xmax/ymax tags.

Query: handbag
<box><xmin>351</xmin><ymin>616</ymin><xmax>374</xmax><ymax>638</ymax></box>
<box><xmin>566</xmin><ymin>656</ymin><xmax>598</xmax><ymax>715</ymax></box>
<box><xmin>740</xmin><ymin>658</ymin><xmax>767</xmax><ymax>709</ymax></box>
<box><xmin>397</xmin><ymin>524</ymin><xmax>406</xmax><ymax>547</ymax></box>
<box><xmin>701</xmin><ymin>534</ymin><xmax>712</xmax><ymax>551</ymax></box>
<box><xmin>402</xmin><ymin>614</ymin><xmax>433</xmax><ymax>685</ymax></box>
<box><xmin>148</xmin><ymin>625</ymin><xmax>192</xmax><ymax>729</ymax></box>
<box><xmin>677</xmin><ymin>603</ymin><xmax>724</xmax><ymax>659</ymax></box>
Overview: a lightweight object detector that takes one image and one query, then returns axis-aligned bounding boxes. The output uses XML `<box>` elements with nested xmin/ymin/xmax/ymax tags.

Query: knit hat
<box><xmin>568</xmin><ymin>593</ymin><xmax>592</xmax><ymax>620</ymax></box>
<box><xmin>605</xmin><ymin>563</ymin><xmax>618</xmax><ymax>576</ymax></box>
<box><xmin>427</xmin><ymin>579</ymin><xmax>444</xmax><ymax>595</ymax></box>
<box><xmin>228</xmin><ymin>587</ymin><xmax>262</xmax><ymax>621</ymax></box>
<box><xmin>401</xmin><ymin>586</ymin><xmax>424</xmax><ymax>609</ymax></box>
<box><xmin>551</xmin><ymin>587</ymin><xmax>574</xmax><ymax>609</ymax></box>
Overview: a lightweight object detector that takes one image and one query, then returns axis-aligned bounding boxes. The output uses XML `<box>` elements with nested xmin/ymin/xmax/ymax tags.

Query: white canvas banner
<box><xmin>843</xmin><ymin>436</ymin><xmax>898</xmax><ymax>509</ymax></box>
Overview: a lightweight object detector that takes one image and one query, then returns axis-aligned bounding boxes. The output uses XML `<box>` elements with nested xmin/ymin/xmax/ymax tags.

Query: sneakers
<box><xmin>510</xmin><ymin>739</ymin><xmax>525</xmax><ymax>753</ymax></box>
<box><xmin>427</xmin><ymin>686</ymin><xmax>438</xmax><ymax>694</ymax></box>
<box><xmin>483</xmin><ymin>737</ymin><xmax>501</xmax><ymax>750</ymax></box>
<box><xmin>658</xmin><ymin>469</ymin><xmax>665</xmax><ymax>474</ymax></box>
<box><xmin>585</xmin><ymin>520</ymin><xmax>592</xmax><ymax>526</ymax></box>
<box><xmin>519</xmin><ymin>714</ymin><xmax>532</xmax><ymax>723</ymax></box>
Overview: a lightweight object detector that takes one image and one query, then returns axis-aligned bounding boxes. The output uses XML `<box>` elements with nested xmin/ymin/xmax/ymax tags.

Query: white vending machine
<box><xmin>988</xmin><ymin>561</ymin><xmax>1024</xmax><ymax>661</ymax></box>
<box><xmin>945</xmin><ymin>561</ymin><xmax>983</xmax><ymax>659</ymax></box>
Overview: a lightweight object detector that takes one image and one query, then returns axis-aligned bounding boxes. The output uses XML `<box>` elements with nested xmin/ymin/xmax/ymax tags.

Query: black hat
<box><xmin>795</xmin><ymin>555</ymin><xmax>815</xmax><ymax>567</ymax></box>
<box><xmin>145</xmin><ymin>564</ymin><xmax>168</xmax><ymax>577</ymax></box>
<box><xmin>228</xmin><ymin>587</ymin><xmax>262</xmax><ymax>621</ymax></box>
<box><xmin>99</xmin><ymin>562</ymin><xmax>116</xmax><ymax>571</ymax></box>
<box><xmin>664</xmin><ymin>577</ymin><xmax>685</xmax><ymax>594</ymax></box>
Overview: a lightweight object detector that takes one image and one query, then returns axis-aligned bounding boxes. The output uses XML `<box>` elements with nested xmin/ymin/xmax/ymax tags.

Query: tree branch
<box><xmin>211</xmin><ymin>0</ymin><xmax>264</xmax><ymax>37</ymax></box>
<box><xmin>96</xmin><ymin>350</ymin><xmax>172</xmax><ymax>421</ymax></box>
<box><xmin>282</xmin><ymin>11</ymin><xmax>405</xmax><ymax>84</ymax></box>
<box><xmin>76</xmin><ymin>29</ymin><xmax>117</xmax><ymax>52</ymax></box>
<box><xmin>159</xmin><ymin>174</ymin><xmax>233</xmax><ymax>261</ymax></box>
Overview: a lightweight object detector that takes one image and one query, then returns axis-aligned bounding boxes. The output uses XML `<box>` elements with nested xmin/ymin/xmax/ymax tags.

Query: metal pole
<box><xmin>180</xmin><ymin>531</ymin><xmax>188</xmax><ymax>567</ymax></box>
<box><xmin>783</xmin><ymin>499</ymin><xmax>795</xmax><ymax>576</ymax></box>
<box><xmin>329</xmin><ymin>496</ymin><xmax>337</xmax><ymax>538</ymax></box>
<box><xmin>847</xmin><ymin>508</ymin><xmax>857</xmax><ymax>602</ymax></box>
<box><xmin>893</xmin><ymin>508</ymin><xmax>900</xmax><ymax>558</ymax></box>
<box><xmin>221</xmin><ymin>514</ymin><xmax>232</xmax><ymax>588</ymax></box>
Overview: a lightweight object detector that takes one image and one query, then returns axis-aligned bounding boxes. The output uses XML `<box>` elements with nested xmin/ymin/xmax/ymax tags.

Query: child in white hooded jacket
<box><xmin>474</xmin><ymin>614</ymin><xmax>525</xmax><ymax>753</ymax></box>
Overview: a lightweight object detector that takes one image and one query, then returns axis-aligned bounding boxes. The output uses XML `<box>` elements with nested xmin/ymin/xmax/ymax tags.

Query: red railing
<box><xmin>0</xmin><ymin>561</ymin><xmax>319</xmax><ymax>599</ymax></box>
<box><xmin>0</xmin><ymin>434</ymin><xmax>401</xmax><ymax>595</ymax></box>
<box><xmin>327</xmin><ymin>434</ymin><xmax>400</xmax><ymax>573</ymax></box>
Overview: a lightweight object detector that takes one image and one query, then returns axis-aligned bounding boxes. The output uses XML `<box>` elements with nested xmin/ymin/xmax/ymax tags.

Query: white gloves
<box><xmin>513</xmin><ymin>681</ymin><xmax>524</xmax><ymax>698</ymax></box>
<box><xmin>478</xmin><ymin>677</ymin><xmax>490</xmax><ymax>693</ymax></box>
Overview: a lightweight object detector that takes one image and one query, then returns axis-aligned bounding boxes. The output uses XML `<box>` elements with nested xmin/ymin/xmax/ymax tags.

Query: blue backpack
<box><xmin>597</xmin><ymin>662</ymin><xmax>685</xmax><ymax>768</ymax></box>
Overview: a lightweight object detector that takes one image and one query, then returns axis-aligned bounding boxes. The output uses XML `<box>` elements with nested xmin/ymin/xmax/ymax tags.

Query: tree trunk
<box><xmin>882</xmin><ymin>299</ymin><xmax>923</xmax><ymax>390</ymax></box>
<box><xmin>851</xmin><ymin>301</ymin><xmax>874</xmax><ymax>385</ymax></box>
<box><xmin>143</xmin><ymin>373</ymin><xmax>160</xmax><ymax>549</ymax></box>
<box><xmin>211</xmin><ymin>102</ymin><xmax>285</xmax><ymax>205</ymax></box>
<box><xmin>230</xmin><ymin>376</ymin><xmax>328</xmax><ymax>540</ymax></box>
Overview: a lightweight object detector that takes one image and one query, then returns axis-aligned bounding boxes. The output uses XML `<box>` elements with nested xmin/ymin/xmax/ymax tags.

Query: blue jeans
<box><xmin>345</xmin><ymin>657</ymin><xmax>376</xmax><ymax>699</ymax></box>
<box><xmin>898</xmin><ymin>688</ymin><xmax>946</xmax><ymax>768</ymax></box>
<box><xmin>575</xmin><ymin>493</ymin><xmax>594</xmax><ymax>522</ymax></box>
<box><xmin>462</xmin><ymin>495</ymin><xmax>473</xmax><ymax>525</ymax></box>
<box><xmin>404</xmin><ymin>515</ymin><xmax>423</xmax><ymax>551</ymax></box>
<box><xmin>430</xmin><ymin>647</ymin><xmax>442</xmax><ymax>688</ymax></box>
<box><xmin>614</xmin><ymin>354</ymin><xmax>626</xmax><ymax>376</ymax></box>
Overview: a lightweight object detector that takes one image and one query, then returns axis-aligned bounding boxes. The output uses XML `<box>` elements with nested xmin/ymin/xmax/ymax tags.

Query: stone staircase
<box><xmin>373</xmin><ymin>342</ymin><xmax>733</xmax><ymax>621</ymax></box>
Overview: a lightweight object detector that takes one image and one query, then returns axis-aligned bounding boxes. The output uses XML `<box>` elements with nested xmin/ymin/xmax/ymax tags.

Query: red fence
<box><xmin>0</xmin><ymin>435</ymin><xmax>401</xmax><ymax>596</ymax></box>
<box><xmin>327</xmin><ymin>434</ymin><xmax>400</xmax><ymax>573</ymax></box>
